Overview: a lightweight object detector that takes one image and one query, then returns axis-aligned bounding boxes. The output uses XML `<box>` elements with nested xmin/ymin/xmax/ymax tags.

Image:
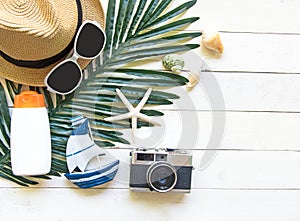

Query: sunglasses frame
<box><xmin>44</xmin><ymin>20</ymin><xmax>106</xmax><ymax>95</ymax></box>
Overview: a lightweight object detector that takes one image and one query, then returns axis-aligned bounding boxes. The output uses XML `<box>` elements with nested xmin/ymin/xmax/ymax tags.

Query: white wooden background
<box><xmin>2</xmin><ymin>0</ymin><xmax>300</xmax><ymax>220</ymax></box>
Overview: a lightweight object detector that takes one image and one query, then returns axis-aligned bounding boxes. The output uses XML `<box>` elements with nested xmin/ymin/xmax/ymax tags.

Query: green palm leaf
<box><xmin>0</xmin><ymin>0</ymin><xmax>200</xmax><ymax>186</ymax></box>
<box><xmin>143</xmin><ymin>0</ymin><xmax>197</xmax><ymax>29</ymax></box>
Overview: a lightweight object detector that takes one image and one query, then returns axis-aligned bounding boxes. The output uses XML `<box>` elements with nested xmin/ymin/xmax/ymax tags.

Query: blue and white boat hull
<box><xmin>64</xmin><ymin>159</ymin><xmax>119</xmax><ymax>189</ymax></box>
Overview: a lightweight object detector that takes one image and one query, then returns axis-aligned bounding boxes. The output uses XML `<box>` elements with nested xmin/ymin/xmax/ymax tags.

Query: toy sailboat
<box><xmin>64</xmin><ymin>116</ymin><xmax>119</xmax><ymax>188</ymax></box>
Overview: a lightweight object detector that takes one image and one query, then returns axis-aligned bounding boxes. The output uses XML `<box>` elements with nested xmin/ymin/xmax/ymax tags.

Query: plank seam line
<box><xmin>203</xmin><ymin>70</ymin><xmax>300</xmax><ymax>75</ymax></box>
<box><xmin>114</xmin><ymin>148</ymin><xmax>300</xmax><ymax>152</ymax></box>
<box><xmin>3</xmin><ymin>187</ymin><xmax>300</xmax><ymax>191</ymax></box>
<box><xmin>153</xmin><ymin>30</ymin><xmax>300</xmax><ymax>36</ymax></box>
<box><xmin>157</xmin><ymin>110</ymin><xmax>300</xmax><ymax>114</ymax></box>
<box><xmin>99</xmin><ymin>148</ymin><xmax>300</xmax><ymax>152</ymax></box>
<box><xmin>219</xmin><ymin>30</ymin><xmax>300</xmax><ymax>36</ymax></box>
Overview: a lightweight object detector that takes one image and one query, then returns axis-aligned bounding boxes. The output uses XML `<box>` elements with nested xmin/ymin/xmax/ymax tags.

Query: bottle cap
<box><xmin>14</xmin><ymin>91</ymin><xmax>46</xmax><ymax>108</ymax></box>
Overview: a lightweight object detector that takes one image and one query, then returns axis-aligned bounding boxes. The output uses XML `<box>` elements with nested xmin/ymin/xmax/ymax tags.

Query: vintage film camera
<box><xmin>129</xmin><ymin>148</ymin><xmax>193</xmax><ymax>193</ymax></box>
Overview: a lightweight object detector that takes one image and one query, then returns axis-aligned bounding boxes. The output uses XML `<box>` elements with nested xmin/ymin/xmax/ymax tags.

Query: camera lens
<box><xmin>147</xmin><ymin>162</ymin><xmax>177</xmax><ymax>193</ymax></box>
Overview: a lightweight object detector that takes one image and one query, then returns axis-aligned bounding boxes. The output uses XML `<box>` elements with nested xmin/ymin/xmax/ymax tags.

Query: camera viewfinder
<box><xmin>137</xmin><ymin>153</ymin><xmax>154</xmax><ymax>161</ymax></box>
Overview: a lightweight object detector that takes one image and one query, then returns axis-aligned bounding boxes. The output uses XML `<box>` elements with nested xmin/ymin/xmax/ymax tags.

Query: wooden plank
<box><xmin>198</xmin><ymin>33</ymin><xmax>300</xmax><ymax>73</ymax></box>
<box><xmin>124</xmin><ymin>33</ymin><xmax>300</xmax><ymax>74</ymax></box>
<box><xmin>101</xmin><ymin>0</ymin><xmax>300</xmax><ymax>33</ymax></box>
<box><xmin>5</xmin><ymin>71</ymin><xmax>300</xmax><ymax>112</ymax></box>
<box><xmin>2</xmin><ymin>149</ymin><xmax>300</xmax><ymax>189</ymax></box>
<box><xmin>189</xmin><ymin>0</ymin><xmax>300</xmax><ymax>33</ymax></box>
<box><xmin>119</xmin><ymin>111</ymin><xmax>300</xmax><ymax>151</ymax></box>
<box><xmin>58</xmin><ymin>149</ymin><xmax>300</xmax><ymax>189</ymax></box>
<box><xmin>1</xmin><ymin>188</ymin><xmax>300</xmax><ymax>220</ymax></box>
<box><xmin>23</xmin><ymin>111</ymin><xmax>300</xmax><ymax>153</ymax></box>
<box><xmin>161</xmin><ymin>71</ymin><xmax>300</xmax><ymax>112</ymax></box>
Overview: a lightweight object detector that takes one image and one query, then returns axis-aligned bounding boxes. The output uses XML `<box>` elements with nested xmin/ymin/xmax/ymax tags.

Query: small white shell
<box><xmin>186</xmin><ymin>72</ymin><xmax>200</xmax><ymax>89</ymax></box>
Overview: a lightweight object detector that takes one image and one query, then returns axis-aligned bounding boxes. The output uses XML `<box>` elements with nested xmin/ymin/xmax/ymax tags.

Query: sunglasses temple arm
<box><xmin>46</xmin><ymin>86</ymin><xmax>58</xmax><ymax>95</ymax></box>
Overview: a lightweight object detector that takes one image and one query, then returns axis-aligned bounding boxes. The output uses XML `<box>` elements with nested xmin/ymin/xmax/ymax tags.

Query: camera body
<box><xmin>129</xmin><ymin>148</ymin><xmax>193</xmax><ymax>193</ymax></box>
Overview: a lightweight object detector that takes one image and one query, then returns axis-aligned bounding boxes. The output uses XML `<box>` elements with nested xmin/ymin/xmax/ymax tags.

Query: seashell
<box><xmin>202</xmin><ymin>31</ymin><xmax>224</xmax><ymax>54</ymax></box>
<box><xmin>162</xmin><ymin>54</ymin><xmax>184</xmax><ymax>73</ymax></box>
<box><xmin>186</xmin><ymin>72</ymin><xmax>200</xmax><ymax>89</ymax></box>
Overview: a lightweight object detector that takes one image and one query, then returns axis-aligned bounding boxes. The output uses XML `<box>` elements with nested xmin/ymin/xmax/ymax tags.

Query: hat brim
<box><xmin>0</xmin><ymin>0</ymin><xmax>105</xmax><ymax>87</ymax></box>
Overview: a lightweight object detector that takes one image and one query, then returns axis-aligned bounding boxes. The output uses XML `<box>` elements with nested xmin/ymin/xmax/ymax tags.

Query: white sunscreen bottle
<box><xmin>11</xmin><ymin>91</ymin><xmax>51</xmax><ymax>176</ymax></box>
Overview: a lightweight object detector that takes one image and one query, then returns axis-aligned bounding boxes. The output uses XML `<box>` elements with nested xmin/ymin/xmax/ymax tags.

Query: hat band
<box><xmin>0</xmin><ymin>0</ymin><xmax>83</xmax><ymax>69</ymax></box>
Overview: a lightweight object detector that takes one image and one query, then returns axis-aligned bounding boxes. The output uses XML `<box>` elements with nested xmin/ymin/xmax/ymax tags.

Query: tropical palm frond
<box><xmin>0</xmin><ymin>0</ymin><xmax>201</xmax><ymax>185</ymax></box>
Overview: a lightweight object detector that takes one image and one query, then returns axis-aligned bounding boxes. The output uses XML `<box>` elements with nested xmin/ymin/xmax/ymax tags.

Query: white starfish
<box><xmin>104</xmin><ymin>88</ymin><xmax>161</xmax><ymax>131</ymax></box>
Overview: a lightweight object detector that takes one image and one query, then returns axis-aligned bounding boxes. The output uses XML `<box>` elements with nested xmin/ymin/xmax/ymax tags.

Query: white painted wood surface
<box><xmin>2</xmin><ymin>0</ymin><xmax>300</xmax><ymax>220</ymax></box>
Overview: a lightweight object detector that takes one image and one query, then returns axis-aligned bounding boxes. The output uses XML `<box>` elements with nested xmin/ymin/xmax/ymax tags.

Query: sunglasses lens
<box><xmin>46</xmin><ymin>61</ymin><xmax>81</xmax><ymax>94</ymax></box>
<box><xmin>76</xmin><ymin>23</ymin><xmax>105</xmax><ymax>58</ymax></box>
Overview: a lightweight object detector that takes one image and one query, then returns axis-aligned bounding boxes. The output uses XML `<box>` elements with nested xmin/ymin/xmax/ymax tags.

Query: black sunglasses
<box><xmin>44</xmin><ymin>20</ymin><xmax>106</xmax><ymax>95</ymax></box>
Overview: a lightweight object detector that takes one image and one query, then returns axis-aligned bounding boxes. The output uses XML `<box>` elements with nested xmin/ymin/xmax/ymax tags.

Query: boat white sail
<box><xmin>64</xmin><ymin>116</ymin><xmax>119</xmax><ymax>188</ymax></box>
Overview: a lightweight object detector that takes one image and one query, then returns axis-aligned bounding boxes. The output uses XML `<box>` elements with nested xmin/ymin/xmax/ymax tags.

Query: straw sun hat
<box><xmin>0</xmin><ymin>0</ymin><xmax>105</xmax><ymax>86</ymax></box>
